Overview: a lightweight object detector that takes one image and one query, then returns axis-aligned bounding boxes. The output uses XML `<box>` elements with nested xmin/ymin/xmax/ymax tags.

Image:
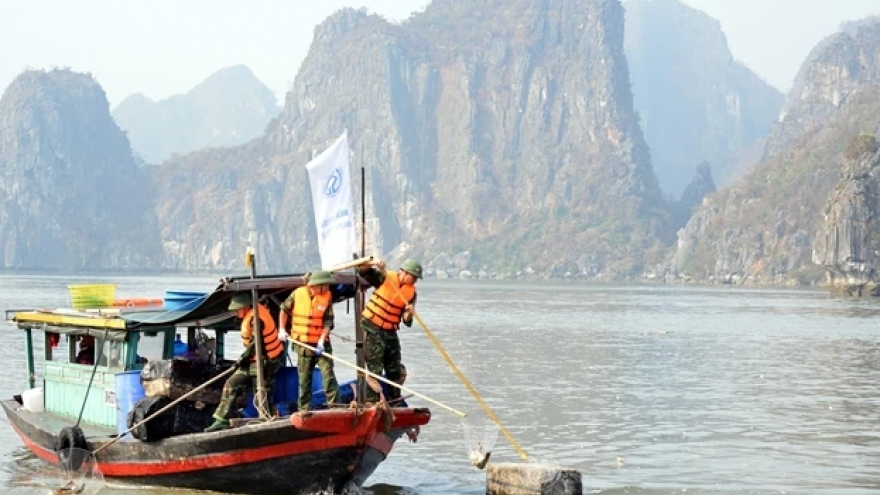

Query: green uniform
<box><xmin>358</xmin><ymin>267</ymin><xmax>417</xmax><ymax>404</ymax></box>
<box><xmin>213</xmin><ymin>357</ymin><xmax>281</xmax><ymax>422</ymax></box>
<box><xmin>280</xmin><ymin>290</ymin><xmax>340</xmax><ymax>411</ymax></box>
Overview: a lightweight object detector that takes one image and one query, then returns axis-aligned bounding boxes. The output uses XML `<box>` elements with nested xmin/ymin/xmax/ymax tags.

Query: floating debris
<box><xmin>470</xmin><ymin>447</ymin><xmax>492</xmax><ymax>469</ymax></box>
<box><xmin>51</xmin><ymin>480</ymin><xmax>85</xmax><ymax>495</ymax></box>
<box><xmin>462</xmin><ymin>420</ymin><xmax>499</xmax><ymax>470</ymax></box>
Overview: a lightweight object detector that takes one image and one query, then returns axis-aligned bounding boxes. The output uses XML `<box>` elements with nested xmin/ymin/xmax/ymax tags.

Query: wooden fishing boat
<box><xmin>3</xmin><ymin>272</ymin><xmax>431</xmax><ymax>494</ymax></box>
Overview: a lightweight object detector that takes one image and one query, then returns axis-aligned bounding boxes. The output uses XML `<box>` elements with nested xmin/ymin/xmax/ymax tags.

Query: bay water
<box><xmin>0</xmin><ymin>274</ymin><xmax>878</xmax><ymax>494</ymax></box>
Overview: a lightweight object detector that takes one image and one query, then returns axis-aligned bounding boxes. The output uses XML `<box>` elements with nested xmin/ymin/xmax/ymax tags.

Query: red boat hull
<box><xmin>2</xmin><ymin>399</ymin><xmax>430</xmax><ymax>494</ymax></box>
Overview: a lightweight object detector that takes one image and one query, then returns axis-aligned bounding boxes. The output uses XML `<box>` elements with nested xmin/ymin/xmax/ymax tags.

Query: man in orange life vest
<box><xmin>205</xmin><ymin>292</ymin><xmax>284</xmax><ymax>432</ymax></box>
<box><xmin>357</xmin><ymin>259</ymin><xmax>422</xmax><ymax>405</ymax></box>
<box><xmin>278</xmin><ymin>270</ymin><xmax>340</xmax><ymax>412</ymax></box>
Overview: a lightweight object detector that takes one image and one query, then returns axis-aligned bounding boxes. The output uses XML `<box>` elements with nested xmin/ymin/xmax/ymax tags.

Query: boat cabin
<box><xmin>5</xmin><ymin>273</ymin><xmax>358</xmax><ymax>433</ymax></box>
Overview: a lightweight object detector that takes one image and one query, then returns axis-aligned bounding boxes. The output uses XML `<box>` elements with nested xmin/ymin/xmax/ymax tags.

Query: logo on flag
<box><xmin>305</xmin><ymin>132</ymin><xmax>357</xmax><ymax>269</ymax></box>
<box><xmin>325</xmin><ymin>168</ymin><xmax>343</xmax><ymax>197</ymax></box>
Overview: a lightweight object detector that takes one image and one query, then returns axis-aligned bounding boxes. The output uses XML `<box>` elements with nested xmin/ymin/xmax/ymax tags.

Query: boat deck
<box><xmin>8</xmin><ymin>399</ymin><xmax>116</xmax><ymax>440</ymax></box>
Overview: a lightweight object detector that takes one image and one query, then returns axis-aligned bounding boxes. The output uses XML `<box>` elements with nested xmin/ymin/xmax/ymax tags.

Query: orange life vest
<box><xmin>291</xmin><ymin>287</ymin><xmax>332</xmax><ymax>344</ymax></box>
<box><xmin>241</xmin><ymin>303</ymin><xmax>283</xmax><ymax>361</ymax></box>
<box><xmin>363</xmin><ymin>271</ymin><xmax>416</xmax><ymax>331</ymax></box>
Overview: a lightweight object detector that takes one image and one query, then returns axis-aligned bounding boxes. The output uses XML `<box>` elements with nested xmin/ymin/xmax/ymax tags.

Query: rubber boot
<box><xmin>204</xmin><ymin>418</ymin><xmax>230</xmax><ymax>432</ymax></box>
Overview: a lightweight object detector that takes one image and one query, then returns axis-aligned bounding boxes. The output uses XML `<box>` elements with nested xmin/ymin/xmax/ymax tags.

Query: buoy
<box><xmin>486</xmin><ymin>462</ymin><xmax>582</xmax><ymax>495</ymax></box>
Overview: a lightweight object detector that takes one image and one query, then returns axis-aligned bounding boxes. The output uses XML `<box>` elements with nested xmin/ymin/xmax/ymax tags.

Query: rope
<box><xmin>76</xmin><ymin>328</ymin><xmax>109</xmax><ymax>428</ymax></box>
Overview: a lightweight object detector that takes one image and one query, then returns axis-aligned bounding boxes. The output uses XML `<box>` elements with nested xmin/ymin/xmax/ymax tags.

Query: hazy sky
<box><xmin>2</xmin><ymin>0</ymin><xmax>878</xmax><ymax>107</ymax></box>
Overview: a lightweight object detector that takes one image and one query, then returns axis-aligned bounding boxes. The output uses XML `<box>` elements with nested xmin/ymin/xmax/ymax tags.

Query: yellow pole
<box><xmin>410</xmin><ymin>310</ymin><xmax>529</xmax><ymax>461</ymax></box>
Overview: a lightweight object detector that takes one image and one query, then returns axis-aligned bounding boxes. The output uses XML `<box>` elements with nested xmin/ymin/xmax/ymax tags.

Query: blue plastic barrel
<box><xmin>173</xmin><ymin>334</ymin><xmax>187</xmax><ymax>356</ymax></box>
<box><xmin>243</xmin><ymin>367</ymin><xmax>323</xmax><ymax>418</ymax></box>
<box><xmin>114</xmin><ymin>370</ymin><xmax>145</xmax><ymax>437</ymax></box>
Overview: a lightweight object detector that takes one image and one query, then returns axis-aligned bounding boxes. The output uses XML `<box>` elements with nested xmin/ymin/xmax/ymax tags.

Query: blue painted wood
<box><xmin>44</xmin><ymin>363</ymin><xmax>117</xmax><ymax>427</ymax></box>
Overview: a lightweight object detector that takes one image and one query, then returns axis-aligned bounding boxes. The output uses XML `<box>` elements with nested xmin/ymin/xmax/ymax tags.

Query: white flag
<box><xmin>305</xmin><ymin>132</ymin><xmax>357</xmax><ymax>269</ymax></box>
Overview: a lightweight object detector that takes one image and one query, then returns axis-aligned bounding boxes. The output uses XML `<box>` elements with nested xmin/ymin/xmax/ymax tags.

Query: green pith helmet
<box><xmin>308</xmin><ymin>270</ymin><xmax>336</xmax><ymax>286</ymax></box>
<box><xmin>400</xmin><ymin>259</ymin><xmax>423</xmax><ymax>279</ymax></box>
<box><xmin>228</xmin><ymin>292</ymin><xmax>252</xmax><ymax>310</ymax></box>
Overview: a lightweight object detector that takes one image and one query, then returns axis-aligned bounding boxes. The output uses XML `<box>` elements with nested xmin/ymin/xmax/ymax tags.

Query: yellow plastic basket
<box><xmin>68</xmin><ymin>284</ymin><xmax>117</xmax><ymax>309</ymax></box>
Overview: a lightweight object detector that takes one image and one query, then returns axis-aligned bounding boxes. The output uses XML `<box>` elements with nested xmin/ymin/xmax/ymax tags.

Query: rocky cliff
<box><xmin>669</xmin><ymin>161</ymin><xmax>715</xmax><ymax>229</ymax></box>
<box><xmin>0</xmin><ymin>69</ymin><xmax>161</xmax><ymax>270</ymax></box>
<box><xmin>624</xmin><ymin>0</ymin><xmax>784</xmax><ymax>196</ymax></box>
<box><xmin>113</xmin><ymin>65</ymin><xmax>280</xmax><ymax>164</ymax></box>
<box><xmin>812</xmin><ymin>136</ymin><xmax>880</xmax><ymax>295</ymax></box>
<box><xmin>763</xmin><ymin>22</ymin><xmax>880</xmax><ymax>158</ymax></box>
<box><xmin>154</xmin><ymin>0</ymin><xmax>674</xmax><ymax>277</ymax></box>
<box><xmin>669</xmin><ymin>19</ymin><xmax>880</xmax><ymax>284</ymax></box>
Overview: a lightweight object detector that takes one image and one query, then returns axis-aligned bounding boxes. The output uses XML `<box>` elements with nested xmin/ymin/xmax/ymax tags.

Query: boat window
<box><xmin>46</xmin><ymin>332</ymin><xmax>68</xmax><ymax>363</ymax></box>
<box><xmin>137</xmin><ymin>332</ymin><xmax>166</xmax><ymax>362</ymax></box>
<box><xmin>106</xmin><ymin>339</ymin><xmax>124</xmax><ymax>371</ymax></box>
<box><xmin>181</xmin><ymin>328</ymin><xmax>219</xmax><ymax>364</ymax></box>
<box><xmin>71</xmin><ymin>335</ymin><xmax>107</xmax><ymax>367</ymax></box>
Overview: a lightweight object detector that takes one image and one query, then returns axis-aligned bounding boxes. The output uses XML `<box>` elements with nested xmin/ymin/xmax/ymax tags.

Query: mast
<box><xmin>247</xmin><ymin>248</ymin><xmax>269</xmax><ymax>418</ymax></box>
<box><xmin>355</xmin><ymin>163</ymin><xmax>367</xmax><ymax>407</ymax></box>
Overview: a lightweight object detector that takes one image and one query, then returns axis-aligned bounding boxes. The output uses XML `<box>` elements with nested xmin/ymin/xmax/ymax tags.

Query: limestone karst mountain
<box><xmin>153</xmin><ymin>0</ymin><xmax>675</xmax><ymax>277</ymax></box>
<box><xmin>0</xmin><ymin>69</ymin><xmax>161</xmax><ymax>270</ymax></box>
<box><xmin>669</xmin><ymin>19</ymin><xmax>880</xmax><ymax>285</ymax></box>
<box><xmin>624</xmin><ymin>0</ymin><xmax>784</xmax><ymax>196</ymax></box>
<box><xmin>113</xmin><ymin>65</ymin><xmax>280</xmax><ymax>164</ymax></box>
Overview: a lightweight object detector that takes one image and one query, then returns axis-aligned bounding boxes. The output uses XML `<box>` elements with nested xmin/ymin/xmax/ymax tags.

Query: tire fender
<box><xmin>54</xmin><ymin>426</ymin><xmax>88</xmax><ymax>471</ymax></box>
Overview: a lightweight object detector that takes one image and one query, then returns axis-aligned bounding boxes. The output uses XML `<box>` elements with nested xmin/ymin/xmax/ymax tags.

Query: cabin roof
<box><xmin>6</xmin><ymin>272</ymin><xmax>361</xmax><ymax>334</ymax></box>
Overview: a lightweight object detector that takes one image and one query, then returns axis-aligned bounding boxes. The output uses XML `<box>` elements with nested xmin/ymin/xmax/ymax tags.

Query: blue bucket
<box><xmin>114</xmin><ymin>370</ymin><xmax>145</xmax><ymax>437</ymax></box>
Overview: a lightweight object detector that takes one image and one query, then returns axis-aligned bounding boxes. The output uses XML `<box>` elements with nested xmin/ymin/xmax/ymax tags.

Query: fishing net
<box><xmin>11</xmin><ymin>448</ymin><xmax>104</xmax><ymax>495</ymax></box>
<box><xmin>461</xmin><ymin>418</ymin><xmax>499</xmax><ymax>469</ymax></box>
<box><xmin>59</xmin><ymin>448</ymin><xmax>104</xmax><ymax>495</ymax></box>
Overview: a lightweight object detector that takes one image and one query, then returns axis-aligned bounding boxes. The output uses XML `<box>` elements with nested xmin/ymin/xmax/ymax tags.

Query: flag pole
<box><xmin>355</xmin><ymin>140</ymin><xmax>367</xmax><ymax>409</ymax></box>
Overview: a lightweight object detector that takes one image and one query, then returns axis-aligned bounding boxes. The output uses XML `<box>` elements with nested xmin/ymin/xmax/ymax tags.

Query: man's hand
<box><xmin>314</xmin><ymin>342</ymin><xmax>324</xmax><ymax>356</ymax></box>
<box><xmin>278</xmin><ymin>328</ymin><xmax>289</xmax><ymax>342</ymax></box>
<box><xmin>235</xmin><ymin>344</ymin><xmax>255</xmax><ymax>368</ymax></box>
<box><xmin>402</xmin><ymin>304</ymin><xmax>414</xmax><ymax>319</ymax></box>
